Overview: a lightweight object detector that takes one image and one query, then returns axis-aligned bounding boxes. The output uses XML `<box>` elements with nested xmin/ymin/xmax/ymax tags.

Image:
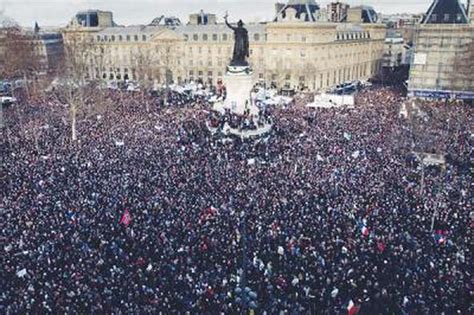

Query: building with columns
<box><xmin>62</xmin><ymin>1</ymin><xmax>385</xmax><ymax>92</ymax></box>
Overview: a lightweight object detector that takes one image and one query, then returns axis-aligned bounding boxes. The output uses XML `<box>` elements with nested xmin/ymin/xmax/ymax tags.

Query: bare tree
<box><xmin>1</xmin><ymin>26</ymin><xmax>41</xmax><ymax>98</ymax></box>
<box><xmin>157</xmin><ymin>42</ymin><xmax>174</xmax><ymax>106</ymax></box>
<box><xmin>53</xmin><ymin>34</ymin><xmax>95</xmax><ymax>141</ymax></box>
<box><xmin>0</xmin><ymin>25</ymin><xmax>41</xmax><ymax>136</ymax></box>
<box><xmin>133</xmin><ymin>47</ymin><xmax>154</xmax><ymax>111</ymax></box>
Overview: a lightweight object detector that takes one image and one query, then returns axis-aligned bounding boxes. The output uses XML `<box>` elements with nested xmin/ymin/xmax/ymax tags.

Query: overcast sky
<box><xmin>0</xmin><ymin>0</ymin><xmax>443</xmax><ymax>27</ymax></box>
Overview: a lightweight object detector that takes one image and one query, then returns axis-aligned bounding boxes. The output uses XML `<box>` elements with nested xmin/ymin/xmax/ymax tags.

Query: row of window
<box><xmin>184</xmin><ymin>32</ymin><xmax>264</xmax><ymax>42</ymax></box>
<box><xmin>90</xmin><ymin>63</ymin><xmax>376</xmax><ymax>87</ymax></box>
<box><xmin>186</xmin><ymin>64</ymin><xmax>370</xmax><ymax>82</ymax></box>
<box><xmin>96</xmin><ymin>34</ymin><xmax>148</xmax><ymax>42</ymax></box>
<box><xmin>336</xmin><ymin>32</ymin><xmax>370</xmax><ymax>41</ymax></box>
<box><xmin>189</xmin><ymin>70</ymin><xmax>223</xmax><ymax>77</ymax></box>
<box><xmin>429</xmin><ymin>13</ymin><xmax>465</xmax><ymax>23</ymax></box>
<box><xmin>95</xmin><ymin>31</ymin><xmax>373</xmax><ymax>45</ymax></box>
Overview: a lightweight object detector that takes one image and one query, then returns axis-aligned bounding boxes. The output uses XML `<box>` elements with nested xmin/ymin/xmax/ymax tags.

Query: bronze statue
<box><xmin>224</xmin><ymin>13</ymin><xmax>249</xmax><ymax>67</ymax></box>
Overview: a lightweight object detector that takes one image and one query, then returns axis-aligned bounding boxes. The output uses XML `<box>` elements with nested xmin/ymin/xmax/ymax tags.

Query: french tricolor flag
<box><xmin>361</xmin><ymin>226</ymin><xmax>369</xmax><ymax>237</ymax></box>
<box><xmin>347</xmin><ymin>299</ymin><xmax>360</xmax><ymax>315</ymax></box>
<box><xmin>433</xmin><ymin>230</ymin><xmax>447</xmax><ymax>245</ymax></box>
<box><xmin>66</xmin><ymin>210</ymin><xmax>78</xmax><ymax>225</ymax></box>
<box><xmin>357</xmin><ymin>219</ymin><xmax>370</xmax><ymax>237</ymax></box>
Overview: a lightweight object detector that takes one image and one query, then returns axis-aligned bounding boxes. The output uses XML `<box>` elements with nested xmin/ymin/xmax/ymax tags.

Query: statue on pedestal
<box><xmin>224</xmin><ymin>12</ymin><xmax>249</xmax><ymax>67</ymax></box>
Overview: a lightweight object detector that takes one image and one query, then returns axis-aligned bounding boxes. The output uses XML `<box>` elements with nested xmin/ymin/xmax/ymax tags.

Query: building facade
<box><xmin>382</xmin><ymin>34</ymin><xmax>404</xmax><ymax>68</ymax></box>
<box><xmin>408</xmin><ymin>0</ymin><xmax>474</xmax><ymax>100</ymax></box>
<box><xmin>28</xmin><ymin>30</ymin><xmax>64</xmax><ymax>76</ymax></box>
<box><xmin>63</xmin><ymin>1</ymin><xmax>385</xmax><ymax>92</ymax></box>
<box><xmin>382</xmin><ymin>30</ymin><xmax>413</xmax><ymax>68</ymax></box>
<box><xmin>0</xmin><ymin>25</ymin><xmax>64</xmax><ymax>79</ymax></box>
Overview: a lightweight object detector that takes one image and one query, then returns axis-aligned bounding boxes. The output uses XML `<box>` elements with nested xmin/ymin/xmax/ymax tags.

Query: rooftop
<box><xmin>96</xmin><ymin>23</ymin><xmax>266</xmax><ymax>37</ymax></box>
<box><xmin>274</xmin><ymin>0</ymin><xmax>320</xmax><ymax>22</ymax></box>
<box><xmin>175</xmin><ymin>23</ymin><xmax>265</xmax><ymax>34</ymax></box>
<box><xmin>422</xmin><ymin>0</ymin><xmax>469</xmax><ymax>24</ymax></box>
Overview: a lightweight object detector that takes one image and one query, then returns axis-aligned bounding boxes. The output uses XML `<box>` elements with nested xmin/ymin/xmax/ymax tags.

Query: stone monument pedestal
<box><xmin>208</xmin><ymin>63</ymin><xmax>272</xmax><ymax>139</ymax></box>
<box><xmin>212</xmin><ymin>65</ymin><xmax>259</xmax><ymax>116</ymax></box>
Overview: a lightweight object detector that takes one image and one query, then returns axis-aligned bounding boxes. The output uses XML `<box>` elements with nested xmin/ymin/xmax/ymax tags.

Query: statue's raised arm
<box><xmin>224</xmin><ymin>13</ymin><xmax>236</xmax><ymax>31</ymax></box>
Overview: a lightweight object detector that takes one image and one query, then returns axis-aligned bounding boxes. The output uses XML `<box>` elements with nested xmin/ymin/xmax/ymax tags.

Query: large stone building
<box><xmin>62</xmin><ymin>1</ymin><xmax>385</xmax><ymax>92</ymax></box>
<box><xmin>408</xmin><ymin>0</ymin><xmax>474</xmax><ymax>100</ymax></box>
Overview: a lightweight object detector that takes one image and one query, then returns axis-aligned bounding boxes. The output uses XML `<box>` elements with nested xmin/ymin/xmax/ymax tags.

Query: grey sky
<box><xmin>1</xmin><ymin>0</ymin><xmax>440</xmax><ymax>27</ymax></box>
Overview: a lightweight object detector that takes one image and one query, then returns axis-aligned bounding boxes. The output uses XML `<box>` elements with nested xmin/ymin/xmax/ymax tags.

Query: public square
<box><xmin>1</xmin><ymin>0</ymin><xmax>473</xmax><ymax>313</ymax></box>
<box><xmin>2</xmin><ymin>85</ymin><xmax>472</xmax><ymax>313</ymax></box>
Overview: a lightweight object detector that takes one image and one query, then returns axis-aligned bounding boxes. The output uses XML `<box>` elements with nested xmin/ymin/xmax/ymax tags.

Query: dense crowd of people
<box><xmin>208</xmin><ymin>106</ymin><xmax>273</xmax><ymax>132</ymax></box>
<box><xmin>1</xmin><ymin>86</ymin><xmax>472</xmax><ymax>314</ymax></box>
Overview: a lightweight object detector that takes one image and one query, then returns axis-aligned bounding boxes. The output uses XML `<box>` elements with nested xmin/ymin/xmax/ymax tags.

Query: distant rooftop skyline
<box><xmin>0</xmin><ymin>0</ymin><xmax>465</xmax><ymax>27</ymax></box>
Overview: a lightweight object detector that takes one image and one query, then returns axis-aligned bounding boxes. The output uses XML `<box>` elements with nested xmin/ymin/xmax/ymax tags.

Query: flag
<box><xmin>200</xmin><ymin>206</ymin><xmax>219</xmax><ymax>223</ymax></box>
<box><xmin>66</xmin><ymin>210</ymin><xmax>77</xmax><ymax>224</ymax></box>
<box><xmin>361</xmin><ymin>226</ymin><xmax>369</xmax><ymax>237</ymax></box>
<box><xmin>66</xmin><ymin>210</ymin><xmax>77</xmax><ymax>225</ymax></box>
<box><xmin>377</xmin><ymin>240</ymin><xmax>386</xmax><ymax>253</ymax></box>
<box><xmin>433</xmin><ymin>230</ymin><xmax>447</xmax><ymax>245</ymax></box>
<box><xmin>16</xmin><ymin>268</ymin><xmax>27</xmax><ymax>278</ymax></box>
<box><xmin>356</xmin><ymin>219</ymin><xmax>369</xmax><ymax>237</ymax></box>
<box><xmin>119</xmin><ymin>208</ymin><xmax>132</xmax><ymax>227</ymax></box>
<box><xmin>352</xmin><ymin>150</ymin><xmax>360</xmax><ymax>159</ymax></box>
<box><xmin>347</xmin><ymin>299</ymin><xmax>360</xmax><ymax>315</ymax></box>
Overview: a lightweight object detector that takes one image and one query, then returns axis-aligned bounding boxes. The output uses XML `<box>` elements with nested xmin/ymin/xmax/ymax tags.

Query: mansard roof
<box><xmin>422</xmin><ymin>0</ymin><xmax>469</xmax><ymax>24</ymax></box>
<box><xmin>274</xmin><ymin>0</ymin><xmax>320</xmax><ymax>22</ymax></box>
